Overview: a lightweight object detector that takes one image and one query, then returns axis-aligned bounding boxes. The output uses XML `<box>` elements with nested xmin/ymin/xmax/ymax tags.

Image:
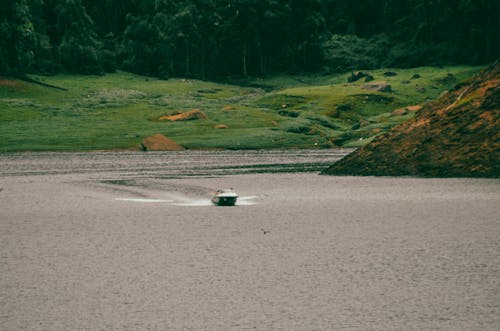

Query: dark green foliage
<box><xmin>0</xmin><ymin>0</ymin><xmax>36</xmax><ymax>74</ymax></box>
<box><xmin>53</xmin><ymin>0</ymin><xmax>101</xmax><ymax>74</ymax></box>
<box><xmin>323</xmin><ymin>34</ymin><xmax>390</xmax><ymax>72</ymax></box>
<box><xmin>278</xmin><ymin>110</ymin><xmax>300</xmax><ymax>118</ymax></box>
<box><xmin>0</xmin><ymin>0</ymin><xmax>498</xmax><ymax>76</ymax></box>
<box><xmin>120</xmin><ymin>14</ymin><xmax>161</xmax><ymax>75</ymax></box>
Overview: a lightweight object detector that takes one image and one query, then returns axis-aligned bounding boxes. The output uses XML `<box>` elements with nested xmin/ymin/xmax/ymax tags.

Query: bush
<box><xmin>98</xmin><ymin>49</ymin><xmax>117</xmax><ymax>73</ymax></box>
<box><xmin>59</xmin><ymin>42</ymin><xmax>103</xmax><ymax>74</ymax></box>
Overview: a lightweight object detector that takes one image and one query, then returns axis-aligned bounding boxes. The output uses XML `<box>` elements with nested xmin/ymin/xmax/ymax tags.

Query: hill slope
<box><xmin>323</xmin><ymin>62</ymin><xmax>500</xmax><ymax>178</ymax></box>
<box><xmin>1</xmin><ymin>67</ymin><xmax>479</xmax><ymax>152</ymax></box>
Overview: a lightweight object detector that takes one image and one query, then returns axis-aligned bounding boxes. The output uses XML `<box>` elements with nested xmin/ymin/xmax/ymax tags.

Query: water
<box><xmin>0</xmin><ymin>149</ymin><xmax>353</xmax><ymax>178</ymax></box>
<box><xmin>1</xmin><ymin>150</ymin><xmax>499</xmax><ymax>330</ymax></box>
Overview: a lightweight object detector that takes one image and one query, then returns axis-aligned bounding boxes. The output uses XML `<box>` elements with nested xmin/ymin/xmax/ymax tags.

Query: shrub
<box><xmin>59</xmin><ymin>42</ymin><xmax>103</xmax><ymax>74</ymax></box>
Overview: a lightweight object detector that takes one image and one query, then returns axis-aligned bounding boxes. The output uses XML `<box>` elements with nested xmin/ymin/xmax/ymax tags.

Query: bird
<box><xmin>261</xmin><ymin>228</ymin><xmax>270</xmax><ymax>235</ymax></box>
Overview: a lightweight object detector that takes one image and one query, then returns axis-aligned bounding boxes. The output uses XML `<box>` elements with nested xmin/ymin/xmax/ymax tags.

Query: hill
<box><xmin>0</xmin><ymin>66</ymin><xmax>481</xmax><ymax>151</ymax></box>
<box><xmin>323</xmin><ymin>62</ymin><xmax>500</xmax><ymax>178</ymax></box>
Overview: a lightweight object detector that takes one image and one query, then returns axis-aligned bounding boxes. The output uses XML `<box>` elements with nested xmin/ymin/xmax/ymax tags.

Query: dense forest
<box><xmin>1</xmin><ymin>0</ymin><xmax>499</xmax><ymax>79</ymax></box>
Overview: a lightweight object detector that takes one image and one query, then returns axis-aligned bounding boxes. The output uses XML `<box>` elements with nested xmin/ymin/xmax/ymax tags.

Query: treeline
<box><xmin>1</xmin><ymin>0</ymin><xmax>499</xmax><ymax>78</ymax></box>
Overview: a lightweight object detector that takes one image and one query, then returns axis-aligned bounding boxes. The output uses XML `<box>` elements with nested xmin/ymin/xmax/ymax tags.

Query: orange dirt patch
<box><xmin>482</xmin><ymin>78</ymin><xmax>500</xmax><ymax>90</ymax></box>
<box><xmin>407</xmin><ymin>117</ymin><xmax>430</xmax><ymax>131</ymax></box>
<box><xmin>391</xmin><ymin>108</ymin><xmax>408</xmax><ymax>116</ymax></box>
<box><xmin>0</xmin><ymin>79</ymin><xmax>19</xmax><ymax>87</ymax></box>
<box><xmin>392</xmin><ymin>104</ymin><xmax>422</xmax><ymax>116</ymax></box>
<box><xmin>158</xmin><ymin>109</ymin><xmax>208</xmax><ymax>121</ymax></box>
<box><xmin>140</xmin><ymin>134</ymin><xmax>185</xmax><ymax>151</ymax></box>
<box><xmin>480</xmin><ymin>111</ymin><xmax>495</xmax><ymax>123</ymax></box>
<box><xmin>407</xmin><ymin>105</ymin><xmax>422</xmax><ymax>112</ymax></box>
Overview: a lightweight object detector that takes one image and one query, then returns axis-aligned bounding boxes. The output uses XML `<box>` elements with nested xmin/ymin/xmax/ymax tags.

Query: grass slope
<box><xmin>0</xmin><ymin>66</ymin><xmax>481</xmax><ymax>152</ymax></box>
<box><xmin>323</xmin><ymin>62</ymin><xmax>500</xmax><ymax>178</ymax></box>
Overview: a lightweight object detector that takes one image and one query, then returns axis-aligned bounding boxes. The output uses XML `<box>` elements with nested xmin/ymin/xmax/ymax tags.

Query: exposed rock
<box><xmin>324</xmin><ymin>62</ymin><xmax>500</xmax><ymax>178</ymax></box>
<box><xmin>362</xmin><ymin>81</ymin><xmax>392</xmax><ymax>93</ymax></box>
<box><xmin>278</xmin><ymin>110</ymin><xmax>300</xmax><ymax>117</ymax></box>
<box><xmin>415</xmin><ymin>85</ymin><xmax>426</xmax><ymax>93</ymax></box>
<box><xmin>158</xmin><ymin>109</ymin><xmax>207</xmax><ymax>121</ymax></box>
<box><xmin>140</xmin><ymin>134</ymin><xmax>185</xmax><ymax>151</ymax></box>
<box><xmin>348</xmin><ymin>71</ymin><xmax>370</xmax><ymax>82</ymax></box>
<box><xmin>437</xmin><ymin>73</ymin><xmax>457</xmax><ymax>84</ymax></box>
<box><xmin>336</xmin><ymin>103</ymin><xmax>353</xmax><ymax>111</ymax></box>
<box><xmin>326</xmin><ymin>109</ymin><xmax>340</xmax><ymax>118</ymax></box>
<box><xmin>407</xmin><ymin>105</ymin><xmax>422</xmax><ymax>112</ymax></box>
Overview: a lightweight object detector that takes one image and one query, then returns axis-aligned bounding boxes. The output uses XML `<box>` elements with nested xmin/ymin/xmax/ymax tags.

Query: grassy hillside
<box><xmin>0</xmin><ymin>66</ymin><xmax>481</xmax><ymax>152</ymax></box>
<box><xmin>323</xmin><ymin>62</ymin><xmax>499</xmax><ymax>178</ymax></box>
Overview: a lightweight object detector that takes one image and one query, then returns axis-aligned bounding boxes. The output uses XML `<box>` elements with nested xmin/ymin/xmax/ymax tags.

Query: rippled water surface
<box><xmin>0</xmin><ymin>149</ymin><xmax>353</xmax><ymax>177</ymax></box>
<box><xmin>1</xmin><ymin>149</ymin><xmax>499</xmax><ymax>331</ymax></box>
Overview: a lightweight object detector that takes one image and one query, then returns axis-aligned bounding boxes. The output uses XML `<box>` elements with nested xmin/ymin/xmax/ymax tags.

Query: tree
<box><xmin>289</xmin><ymin>0</ymin><xmax>326</xmax><ymax>71</ymax></box>
<box><xmin>2</xmin><ymin>0</ymin><xmax>497</xmax><ymax>77</ymax></box>
<box><xmin>120</xmin><ymin>13</ymin><xmax>161</xmax><ymax>75</ymax></box>
<box><xmin>0</xmin><ymin>0</ymin><xmax>36</xmax><ymax>74</ymax></box>
<box><xmin>55</xmin><ymin>0</ymin><xmax>102</xmax><ymax>74</ymax></box>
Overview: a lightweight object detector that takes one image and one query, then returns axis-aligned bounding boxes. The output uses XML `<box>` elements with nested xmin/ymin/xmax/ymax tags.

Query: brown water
<box><xmin>1</xmin><ymin>151</ymin><xmax>499</xmax><ymax>330</ymax></box>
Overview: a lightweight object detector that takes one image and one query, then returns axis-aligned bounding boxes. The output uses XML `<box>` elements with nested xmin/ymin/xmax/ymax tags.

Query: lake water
<box><xmin>0</xmin><ymin>149</ymin><xmax>353</xmax><ymax>177</ymax></box>
<box><xmin>1</xmin><ymin>150</ymin><xmax>499</xmax><ymax>330</ymax></box>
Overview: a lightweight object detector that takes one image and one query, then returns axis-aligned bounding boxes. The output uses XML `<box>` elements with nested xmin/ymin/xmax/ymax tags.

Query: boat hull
<box><xmin>211</xmin><ymin>189</ymin><xmax>238</xmax><ymax>206</ymax></box>
<box><xmin>211</xmin><ymin>196</ymin><xmax>238</xmax><ymax>206</ymax></box>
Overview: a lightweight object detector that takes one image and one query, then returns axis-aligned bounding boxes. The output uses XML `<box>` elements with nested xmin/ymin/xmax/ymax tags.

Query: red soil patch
<box><xmin>0</xmin><ymin>79</ymin><xmax>19</xmax><ymax>88</ymax></box>
<box><xmin>140</xmin><ymin>134</ymin><xmax>185</xmax><ymax>151</ymax></box>
<box><xmin>480</xmin><ymin>111</ymin><xmax>495</xmax><ymax>123</ymax></box>
<box><xmin>407</xmin><ymin>117</ymin><xmax>430</xmax><ymax>130</ymax></box>
<box><xmin>392</xmin><ymin>104</ymin><xmax>422</xmax><ymax>116</ymax></box>
<box><xmin>158</xmin><ymin>109</ymin><xmax>207</xmax><ymax>121</ymax></box>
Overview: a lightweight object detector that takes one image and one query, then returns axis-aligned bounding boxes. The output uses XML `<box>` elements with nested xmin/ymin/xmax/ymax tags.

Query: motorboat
<box><xmin>211</xmin><ymin>188</ymin><xmax>238</xmax><ymax>206</ymax></box>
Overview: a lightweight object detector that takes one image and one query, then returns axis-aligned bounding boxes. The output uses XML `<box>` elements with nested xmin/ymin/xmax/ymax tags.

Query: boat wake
<box><xmin>237</xmin><ymin>195</ymin><xmax>258</xmax><ymax>206</ymax></box>
<box><xmin>114</xmin><ymin>198</ymin><xmax>173</xmax><ymax>203</ymax></box>
<box><xmin>114</xmin><ymin>195</ymin><xmax>257</xmax><ymax>206</ymax></box>
<box><xmin>173</xmin><ymin>199</ymin><xmax>213</xmax><ymax>207</ymax></box>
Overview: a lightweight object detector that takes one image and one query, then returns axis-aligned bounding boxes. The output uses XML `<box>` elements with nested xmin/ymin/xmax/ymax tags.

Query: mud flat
<box><xmin>1</xmin><ymin>151</ymin><xmax>499</xmax><ymax>330</ymax></box>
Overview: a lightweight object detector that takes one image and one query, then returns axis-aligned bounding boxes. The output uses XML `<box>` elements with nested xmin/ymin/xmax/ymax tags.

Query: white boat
<box><xmin>211</xmin><ymin>188</ymin><xmax>238</xmax><ymax>206</ymax></box>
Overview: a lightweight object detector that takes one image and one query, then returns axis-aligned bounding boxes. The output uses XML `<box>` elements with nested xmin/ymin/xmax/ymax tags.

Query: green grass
<box><xmin>0</xmin><ymin>66</ymin><xmax>482</xmax><ymax>151</ymax></box>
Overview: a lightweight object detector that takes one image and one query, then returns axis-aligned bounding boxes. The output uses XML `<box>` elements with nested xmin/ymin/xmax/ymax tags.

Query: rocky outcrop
<box><xmin>140</xmin><ymin>134</ymin><xmax>185</xmax><ymax>151</ymax></box>
<box><xmin>158</xmin><ymin>109</ymin><xmax>207</xmax><ymax>121</ymax></box>
<box><xmin>362</xmin><ymin>81</ymin><xmax>392</xmax><ymax>93</ymax></box>
<box><xmin>324</xmin><ymin>62</ymin><xmax>500</xmax><ymax>178</ymax></box>
<box><xmin>348</xmin><ymin>71</ymin><xmax>370</xmax><ymax>82</ymax></box>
